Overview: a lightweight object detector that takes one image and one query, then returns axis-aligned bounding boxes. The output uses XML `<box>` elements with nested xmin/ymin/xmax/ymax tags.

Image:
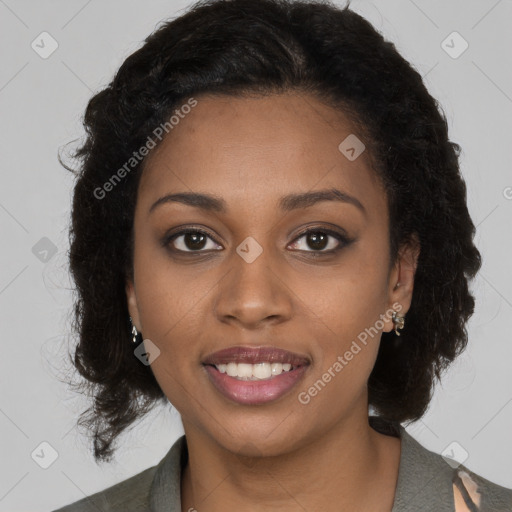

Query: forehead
<box><xmin>137</xmin><ymin>92</ymin><xmax>385</xmax><ymax>216</ymax></box>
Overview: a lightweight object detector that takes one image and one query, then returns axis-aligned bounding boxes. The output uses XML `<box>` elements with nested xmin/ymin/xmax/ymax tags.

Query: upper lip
<box><xmin>202</xmin><ymin>346</ymin><xmax>310</xmax><ymax>366</ymax></box>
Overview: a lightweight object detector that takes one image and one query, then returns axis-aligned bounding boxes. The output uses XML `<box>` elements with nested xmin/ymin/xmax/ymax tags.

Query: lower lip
<box><xmin>204</xmin><ymin>365</ymin><xmax>308</xmax><ymax>405</ymax></box>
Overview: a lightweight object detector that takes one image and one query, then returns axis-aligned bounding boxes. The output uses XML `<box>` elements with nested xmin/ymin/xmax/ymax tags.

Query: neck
<box><xmin>180</xmin><ymin>410</ymin><xmax>401</xmax><ymax>512</ymax></box>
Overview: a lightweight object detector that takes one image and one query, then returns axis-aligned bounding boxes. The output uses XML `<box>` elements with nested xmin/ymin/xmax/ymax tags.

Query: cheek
<box><xmin>132</xmin><ymin>230</ymin><xmax>205</xmax><ymax>341</ymax></box>
<box><xmin>299</xmin><ymin>247</ymin><xmax>390</xmax><ymax>340</ymax></box>
<box><xmin>292</xmin><ymin>239</ymin><xmax>391</xmax><ymax>386</ymax></box>
<box><xmin>294</xmin><ymin>272</ymin><xmax>387</xmax><ymax>426</ymax></box>
<box><xmin>133</xmin><ymin>262</ymin><xmax>206</xmax><ymax>410</ymax></box>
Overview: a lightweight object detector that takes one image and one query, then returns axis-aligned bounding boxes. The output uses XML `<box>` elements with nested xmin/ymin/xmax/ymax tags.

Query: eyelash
<box><xmin>163</xmin><ymin>226</ymin><xmax>352</xmax><ymax>257</ymax></box>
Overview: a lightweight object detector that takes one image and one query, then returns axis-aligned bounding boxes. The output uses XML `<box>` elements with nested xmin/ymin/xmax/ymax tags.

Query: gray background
<box><xmin>0</xmin><ymin>0</ymin><xmax>511</xmax><ymax>510</ymax></box>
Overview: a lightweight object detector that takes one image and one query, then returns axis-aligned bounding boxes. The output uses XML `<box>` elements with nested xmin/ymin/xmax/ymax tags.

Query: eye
<box><xmin>165</xmin><ymin>228</ymin><xmax>222</xmax><ymax>253</ymax></box>
<box><xmin>163</xmin><ymin>226</ymin><xmax>352</xmax><ymax>255</ymax></box>
<box><xmin>288</xmin><ymin>228</ymin><xmax>350</xmax><ymax>254</ymax></box>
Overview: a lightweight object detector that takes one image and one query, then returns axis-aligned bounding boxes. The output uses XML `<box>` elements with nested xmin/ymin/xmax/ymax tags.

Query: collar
<box><xmin>391</xmin><ymin>426</ymin><xmax>454</xmax><ymax>511</ymax></box>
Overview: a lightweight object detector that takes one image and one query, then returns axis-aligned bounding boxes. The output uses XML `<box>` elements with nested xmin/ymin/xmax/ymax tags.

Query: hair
<box><xmin>61</xmin><ymin>0</ymin><xmax>482</xmax><ymax>463</ymax></box>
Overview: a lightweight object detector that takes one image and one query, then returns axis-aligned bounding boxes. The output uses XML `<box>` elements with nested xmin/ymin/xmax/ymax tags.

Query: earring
<box><xmin>129</xmin><ymin>316</ymin><xmax>142</xmax><ymax>344</ymax></box>
<box><xmin>391</xmin><ymin>311</ymin><xmax>405</xmax><ymax>336</ymax></box>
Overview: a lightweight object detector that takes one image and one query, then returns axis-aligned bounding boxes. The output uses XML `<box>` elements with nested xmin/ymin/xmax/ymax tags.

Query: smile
<box><xmin>202</xmin><ymin>346</ymin><xmax>310</xmax><ymax>404</ymax></box>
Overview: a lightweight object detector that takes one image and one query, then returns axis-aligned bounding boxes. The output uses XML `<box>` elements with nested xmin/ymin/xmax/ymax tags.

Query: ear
<box><xmin>125</xmin><ymin>278</ymin><xmax>142</xmax><ymax>331</ymax></box>
<box><xmin>383</xmin><ymin>234</ymin><xmax>420</xmax><ymax>334</ymax></box>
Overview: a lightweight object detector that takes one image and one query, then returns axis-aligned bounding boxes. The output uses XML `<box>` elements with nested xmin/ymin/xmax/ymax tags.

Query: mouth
<box><xmin>202</xmin><ymin>346</ymin><xmax>310</xmax><ymax>405</ymax></box>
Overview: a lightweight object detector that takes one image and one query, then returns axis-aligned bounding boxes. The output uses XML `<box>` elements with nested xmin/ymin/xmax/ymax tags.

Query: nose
<box><xmin>213</xmin><ymin>246</ymin><xmax>293</xmax><ymax>330</ymax></box>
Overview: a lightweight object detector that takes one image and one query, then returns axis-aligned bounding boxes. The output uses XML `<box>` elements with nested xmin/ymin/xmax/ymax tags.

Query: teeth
<box><xmin>216</xmin><ymin>362</ymin><xmax>295</xmax><ymax>380</ymax></box>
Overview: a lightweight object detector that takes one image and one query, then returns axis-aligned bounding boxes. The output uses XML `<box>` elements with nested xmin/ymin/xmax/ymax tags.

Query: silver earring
<box><xmin>129</xmin><ymin>316</ymin><xmax>142</xmax><ymax>344</ymax></box>
<box><xmin>391</xmin><ymin>311</ymin><xmax>405</xmax><ymax>336</ymax></box>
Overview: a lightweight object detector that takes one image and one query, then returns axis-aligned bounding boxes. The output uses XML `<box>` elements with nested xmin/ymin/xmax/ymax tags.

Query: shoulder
<box><xmin>385</xmin><ymin>420</ymin><xmax>512</xmax><ymax>512</ymax></box>
<box><xmin>51</xmin><ymin>435</ymin><xmax>186</xmax><ymax>512</ymax></box>
<box><xmin>51</xmin><ymin>464</ymin><xmax>158</xmax><ymax>512</ymax></box>
<box><xmin>453</xmin><ymin>465</ymin><xmax>512</xmax><ymax>512</ymax></box>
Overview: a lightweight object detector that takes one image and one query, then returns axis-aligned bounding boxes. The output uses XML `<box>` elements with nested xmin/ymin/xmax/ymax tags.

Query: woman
<box><xmin>54</xmin><ymin>0</ymin><xmax>512</xmax><ymax>510</ymax></box>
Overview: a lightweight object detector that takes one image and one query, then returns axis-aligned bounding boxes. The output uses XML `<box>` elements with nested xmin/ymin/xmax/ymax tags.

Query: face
<box><xmin>126</xmin><ymin>92</ymin><xmax>417</xmax><ymax>456</ymax></box>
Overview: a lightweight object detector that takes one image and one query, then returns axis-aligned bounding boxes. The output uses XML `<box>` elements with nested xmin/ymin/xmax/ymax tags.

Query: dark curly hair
<box><xmin>60</xmin><ymin>0</ymin><xmax>482</xmax><ymax>463</ymax></box>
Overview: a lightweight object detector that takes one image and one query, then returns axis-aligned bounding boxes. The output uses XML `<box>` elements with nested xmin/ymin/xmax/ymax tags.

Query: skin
<box><xmin>126</xmin><ymin>92</ymin><xmax>420</xmax><ymax>512</ymax></box>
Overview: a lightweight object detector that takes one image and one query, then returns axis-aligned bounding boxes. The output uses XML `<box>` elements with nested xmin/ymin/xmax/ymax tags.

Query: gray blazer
<box><xmin>52</xmin><ymin>425</ymin><xmax>512</xmax><ymax>511</ymax></box>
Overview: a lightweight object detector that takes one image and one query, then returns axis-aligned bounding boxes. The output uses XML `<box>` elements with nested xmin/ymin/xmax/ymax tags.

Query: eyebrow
<box><xmin>148</xmin><ymin>188</ymin><xmax>366</xmax><ymax>216</ymax></box>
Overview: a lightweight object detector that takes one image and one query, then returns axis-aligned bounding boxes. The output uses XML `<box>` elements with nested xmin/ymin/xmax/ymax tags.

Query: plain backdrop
<box><xmin>0</xmin><ymin>0</ymin><xmax>511</xmax><ymax>510</ymax></box>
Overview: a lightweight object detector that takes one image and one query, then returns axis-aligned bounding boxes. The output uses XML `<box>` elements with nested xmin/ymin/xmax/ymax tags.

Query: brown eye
<box><xmin>163</xmin><ymin>226</ymin><xmax>351</xmax><ymax>256</ymax></box>
<box><xmin>166</xmin><ymin>229</ymin><xmax>222</xmax><ymax>253</ymax></box>
<box><xmin>288</xmin><ymin>228</ymin><xmax>350</xmax><ymax>254</ymax></box>
<box><xmin>305</xmin><ymin>232</ymin><xmax>329</xmax><ymax>251</ymax></box>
